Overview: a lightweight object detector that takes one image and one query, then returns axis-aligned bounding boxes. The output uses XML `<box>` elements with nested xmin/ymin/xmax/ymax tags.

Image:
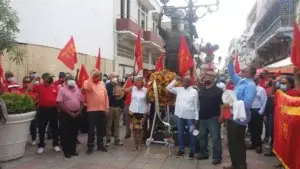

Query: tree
<box><xmin>0</xmin><ymin>0</ymin><xmax>24</xmax><ymax>65</ymax></box>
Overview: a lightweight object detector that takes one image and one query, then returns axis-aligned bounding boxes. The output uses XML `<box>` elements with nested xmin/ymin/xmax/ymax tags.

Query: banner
<box><xmin>273</xmin><ymin>90</ymin><xmax>300</xmax><ymax>169</ymax></box>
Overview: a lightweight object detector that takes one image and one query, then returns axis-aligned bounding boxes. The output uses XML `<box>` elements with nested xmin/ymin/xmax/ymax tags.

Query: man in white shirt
<box><xmin>166</xmin><ymin>75</ymin><xmax>200</xmax><ymax>159</ymax></box>
<box><xmin>248</xmin><ymin>77</ymin><xmax>267</xmax><ymax>154</ymax></box>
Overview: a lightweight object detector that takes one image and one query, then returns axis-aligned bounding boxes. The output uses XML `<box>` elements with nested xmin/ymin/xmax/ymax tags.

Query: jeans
<box><xmin>177</xmin><ymin>118</ymin><xmax>195</xmax><ymax>153</ymax></box>
<box><xmin>198</xmin><ymin>117</ymin><xmax>222</xmax><ymax>160</ymax></box>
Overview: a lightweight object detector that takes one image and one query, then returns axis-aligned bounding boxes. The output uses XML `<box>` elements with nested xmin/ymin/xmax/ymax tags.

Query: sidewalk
<box><xmin>1</xmin><ymin>127</ymin><xmax>278</xmax><ymax>169</ymax></box>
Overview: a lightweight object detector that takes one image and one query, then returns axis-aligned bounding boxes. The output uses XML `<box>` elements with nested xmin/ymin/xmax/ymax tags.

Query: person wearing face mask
<box><xmin>33</xmin><ymin>73</ymin><xmax>61</xmax><ymax>154</ymax></box>
<box><xmin>83</xmin><ymin>69</ymin><xmax>109</xmax><ymax>154</ymax></box>
<box><xmin>279</xmin><ymin>76</ymin><xmax>300</xmax><ymax>97</ymax></box>
<box><xmin>216</xmin><ymin>76</ymin><xmax>226</xmax><ymax>91</ymax></box>
<box><xmin>105</xmin><ymin>72</ymin><xmax>124</xmax><ymax>147</ymax></box>
<box><xmin>2</xmin><ymin>71</ymin><xmax>20</xmax><ymax>93</ymax></box>
<box><xmin>123</xmin><ymin>75</ymin><xmax>148</xmax><ymax>151</ymax></box>
<box><xmin>197</xmin><ymin>71</ymin><xmax>223</xmax><ymax>164</ymax></box>
<box><xmin>56</xmin><ymin>74</ymin><xmax>84</xmax><ymax>158</ymax></box>
<box><xmin>248</xmin><ymin>77</ymin><xmax>267</xmax><ymax>154</ymax></box>
<box><xmin>122</xmin><ymin>75</ymin><xmax>133</xmax><ymax>139</ymax></box>
<box><xmin>166</xmin><ymin>75</ymin><xmax>199</xmax><ymax>159</ymax></box>
<box><xmin>103</xmin><ymin>74</ymin><xmax>109</xmax><ymax>84</ymax></box>
<box><xmin>20</xmin><ymin>76</ymin><xmax>38</xmax><ymax>146</ymax></box>
<box><xmin>29</xmin><ymin>70</ymin><xmax>41</xmax><ymax>85</ymax></box>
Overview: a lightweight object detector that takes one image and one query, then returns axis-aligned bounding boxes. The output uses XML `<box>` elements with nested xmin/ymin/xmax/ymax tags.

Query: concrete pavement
<box><xmin>1</xmin><ymin>126</ymin><xmax>278</xmax><ymax>169</ymax></box>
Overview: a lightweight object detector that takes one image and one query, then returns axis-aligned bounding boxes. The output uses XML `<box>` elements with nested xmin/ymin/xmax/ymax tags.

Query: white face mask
<box><xmin>7</xmin><ymin>77</ymin><xmax>14</xmax><ymax>82</ymax></box>
<box><xmin>67</xmin><ymin>80</ymin><xmax>76</xmax><ymax>87</ymax></box>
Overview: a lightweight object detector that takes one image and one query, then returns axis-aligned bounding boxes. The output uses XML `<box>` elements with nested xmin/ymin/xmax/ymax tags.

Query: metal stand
<box><xmin>146</xmin><ymin>105</ymin><xmax>174</xmax><ymax>156</ymax></box>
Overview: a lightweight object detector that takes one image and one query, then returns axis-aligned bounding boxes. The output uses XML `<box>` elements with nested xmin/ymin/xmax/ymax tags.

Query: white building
<box><xmin>6</xmin><ymin>0</ymin><xmax>164</xmax><ymax>80</ymax></box>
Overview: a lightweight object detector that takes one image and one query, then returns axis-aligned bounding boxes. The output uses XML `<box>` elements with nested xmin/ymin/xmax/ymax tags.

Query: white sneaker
<box><xmin>31</xmin><ymin>140</ymin><xmax>36</xmax><ymax>146</ymax></box>
<box><xmin>37</xmin><ymin>147</ymin><xmax>44</xmax><ymax>154</ymax></box>
<box><xmin>53</xmin><ymin>146</ymin><xmax>61</xmax><ymax>152</ymax></box>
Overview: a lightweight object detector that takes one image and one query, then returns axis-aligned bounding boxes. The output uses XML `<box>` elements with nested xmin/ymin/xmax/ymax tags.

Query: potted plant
<box><xmin>0</xmin><ymin>93</ymin><xmax>36</xmax><ymax>161</ymax></box>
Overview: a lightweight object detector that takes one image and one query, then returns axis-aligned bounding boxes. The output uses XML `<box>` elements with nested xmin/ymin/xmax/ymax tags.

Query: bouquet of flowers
<box><xmin>147</xmin><ymin>69</ymin><xmax>181</xmax><ymax>106</ymax></box>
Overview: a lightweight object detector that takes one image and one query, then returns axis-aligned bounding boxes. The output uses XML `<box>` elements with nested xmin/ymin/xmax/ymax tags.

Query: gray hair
<box><xmin>65</xmin><ymin>74</ymin><xmax>74</xmax><ymax>81</ymax></box>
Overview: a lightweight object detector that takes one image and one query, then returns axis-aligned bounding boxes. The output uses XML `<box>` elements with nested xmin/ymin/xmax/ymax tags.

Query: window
<box><xmin>138</xmin><ymin>2</ymin><xmax>148</xmax><ymax>30</ymax></box>
<box><xmin>152</xmin><ymin>19</ymin><xmax>158</xmax><ymax>35</ymax></box>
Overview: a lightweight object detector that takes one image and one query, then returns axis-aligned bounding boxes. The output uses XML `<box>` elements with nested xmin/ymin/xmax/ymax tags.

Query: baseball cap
<box><xmin>42</xmin><ymin>73</ymin><xmax>54</xmax><ymax>79</ymax></box>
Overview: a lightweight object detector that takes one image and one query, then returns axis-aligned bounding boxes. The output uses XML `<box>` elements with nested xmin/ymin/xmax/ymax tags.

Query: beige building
<box><xmin>5</xmin><ymin>0</ymin><xmax>164</xmax><ymax>83</ymax></box>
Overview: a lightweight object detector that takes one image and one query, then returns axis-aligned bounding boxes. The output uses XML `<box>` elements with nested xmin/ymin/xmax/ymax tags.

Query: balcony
<box><xmin>142</xmin><ymin>30</ymin><xmax>165</xmax><ymax>52</ymax></box>
<box><xmin>116</xmin><ymin>16</ymin><xmax>143</xmax><ymax>42</ymax></box>
<box><xmin>138</xmin><ymin>0</ymin><xmax>159</xmax><ymax>10</ymax></box>
<box><xmin>255</xmin><ymin>15</ymin><xmax>294</xmax><ymax>51</ymax></box>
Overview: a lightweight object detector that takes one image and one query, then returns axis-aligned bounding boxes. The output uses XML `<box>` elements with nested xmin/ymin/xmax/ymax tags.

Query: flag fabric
<box><xmin>134</xmin><ymin>30</ymin><xmax>143</xmax><ymax>72</ymax></box>
<box><xmin>95</xmin><ymin>48</ymin><xmax>101</xmax><ymax>71</ymax></box>
<box><xmin>155</xmin><ymin>53</ymin><xmax>164</xmax><ymax>71</ymax></box>
<box><xmin>291</xmin><ymin>22</ymin><xmax>300</xmax><ymax>68</ymax></box>
<box><xmin>77</xmin><ymin>64</ymin><xmax>89</xmax><ymax>88</ymax></box>
<box><xmin>234</xmin><ymin>54</ymin><xmax>240</xmax><ymax>73</ymax></box>
<box><xmin>178</xmin><ymin>35</ymin><xmax>194</xmax><ymax>77</ymax></box>
<box><xmin>57</xmin><ymin>36</ymin><xmax>77</xmax><ymax>70</ymax></box>
<box><xmin>273</xmin><ymin>90</ymin><xmax>300</xmax><ymax>169</ymax></box>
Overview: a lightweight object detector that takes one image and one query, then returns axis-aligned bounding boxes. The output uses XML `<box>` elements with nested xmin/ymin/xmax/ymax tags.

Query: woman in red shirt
<box><xmin>280</xmin><ymin>76</ymin><xmax>300</xmax><ymax>97</ymax></box>
<box><xmin>20</xmin><ymin>76</ymin><xmax>38</xmax><ymax>146</ymax></box>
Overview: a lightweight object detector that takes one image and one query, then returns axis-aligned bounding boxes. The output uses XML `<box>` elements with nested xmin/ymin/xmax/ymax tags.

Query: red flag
<box><xmin>134</xmin><ymin>30</ymin><xmax>143</xmax><ymax>72</ymax></box>
<box><xmin>291</xmin><ymin>22</ymin><xmax>300</xmax><ymax>68</ymax></box>
<box><xmin>57</xmin><ymin>36</ymin><xmax>77</xmax><ymax>70</ymax></box>
<box><xmin>155</xmin><ymin>53</ymin><xmax>164</xmax><ymax>71</ymax></box>
<box><xmin>234</xmin><ymin>54</ymin><xmax>240</xmax><ymax>73</ymax></box>
<box><xmin>178</xmin><ymin>36</ymin><xmax>194</xmax><ymax>77</ymax></box>
<box><xmin>77</xmin><ymin>64</ymin><xmax>89</xmax><ymax>88</ymax></box>
<box><xmin>273</xmin><ymin>91</ymin><xmax>300</xmax><ymax>169</ymax></box>
<box><xmin>95</xmin><ymin>48</ymin><xmax>101</xmax><ymax>71</ymax></box>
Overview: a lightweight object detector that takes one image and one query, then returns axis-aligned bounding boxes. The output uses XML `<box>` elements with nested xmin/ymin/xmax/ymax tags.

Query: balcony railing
<box><xmin>116</xmin><ymin>15</ymin><xmax>143</xmax><ymax>37</ymax></box>
<box><xmin>143</xmin><ymin>28</ymin><xmax>164</xmax><ymax>48</ymax></box>
<box><xmin>255</xmin><ymin>15</ymin><xmax>294</xmax><ymax>49</ymax></box>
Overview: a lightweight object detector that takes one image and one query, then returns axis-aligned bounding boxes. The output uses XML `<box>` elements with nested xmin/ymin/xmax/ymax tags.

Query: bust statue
<box><xmin>158</xmin><ymin>9</ymin><xmax>193</xmax><ymax>74</ymax></box>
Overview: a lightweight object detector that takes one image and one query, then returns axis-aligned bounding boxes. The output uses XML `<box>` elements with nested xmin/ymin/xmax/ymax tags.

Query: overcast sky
<box><xmin>165</xmin><ymin>0</ymin><xmax>256</xmax><ymax>67</ymax></box>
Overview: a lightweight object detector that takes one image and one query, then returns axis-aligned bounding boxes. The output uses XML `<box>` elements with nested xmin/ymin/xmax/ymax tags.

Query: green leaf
<box><xmin>0</xmin><ymin>0</ymin><xmax>20</xmax><ymax>54</ymax></box>
<box><xmin>0</xmin><ymin>93</ymin><xmax>35</xmax><ymax>114</ymax></box>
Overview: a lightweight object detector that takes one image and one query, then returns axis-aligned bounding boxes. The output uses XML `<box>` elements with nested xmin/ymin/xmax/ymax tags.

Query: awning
<box><xmin>264</xmin><ymin>57</ymin><xmax>294</xmax><ymax>74</ymax></box>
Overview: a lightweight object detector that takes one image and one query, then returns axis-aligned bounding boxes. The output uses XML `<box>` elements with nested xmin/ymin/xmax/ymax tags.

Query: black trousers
<box><xmin>249</xmin><ymin>109</ymin><xmax>263</xmax><ymax>148</ymax></box>
<box><xmin>60</xmin><ymin>112</ymin><xmax>79</xmax><ymax>155</ymax></box>
<box><xmin>30</xmin><ymin>119</ymin><xmax>37</xmax><ymax>141</ymax></box>
<box><xmin>227</xmin><ymin>120</ymin><xmax>247</xmax><ymax>169</ymax></box>
<box><xmin>38</xmin><ymin>107</ymin><xmax>59</xmax><ymax>148</ymax></box>
<box><xmin>87</xmin><ymin>111</ymin><xmax>106</xmax><ymax>149</ymax></box>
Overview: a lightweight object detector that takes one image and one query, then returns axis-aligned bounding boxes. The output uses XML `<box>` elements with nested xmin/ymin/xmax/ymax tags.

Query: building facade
<box><xmin>114</xmin><ymin>0</ymin><xmax>164</xmax><ymax>77</ymax></box>
<box><xmin>245</xmin><ymin>0</ymin><xmax>296</xmax><ymax>67</ymax></box>
<box><xmin>4</xmin><ymin>0</ymin><xmax>164</xmax><ymax>81</ymax></box>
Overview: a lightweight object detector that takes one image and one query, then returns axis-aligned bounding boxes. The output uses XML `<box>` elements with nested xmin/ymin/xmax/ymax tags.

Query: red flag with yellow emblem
<box><xmin>77</xmin><ymin>64</ymin><xmax>89</xmax><ymax>88</ymax></box>
<box><xmin>134</xmin><ymin>30</ymin><xmax>143</xmax><ymax>72</ymax></box>
<box><xmin>273</xmin><ymin>90</ymin><xmax>300</xmax><ymax>169</ymax></box>
<box><xmin>57</xmin><ymin>36</ymin><xmax>77</xmax><ymax>70</ymax></box>
<box><xmin>178</xmin><ymin>35</ymin><xmax>194</xmax><ymax>77</ymax></box>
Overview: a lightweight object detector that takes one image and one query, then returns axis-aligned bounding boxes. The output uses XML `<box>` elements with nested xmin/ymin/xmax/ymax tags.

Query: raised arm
<box><xmin>166</xmin><ymin>79</ymin><xmax>178</xmax><ymax>94</ymax></box>
<box><xmin>158</xmin><ymin>9</ymin><xmax>167</xmax><ymax>40</ymax></box>
<box><xmin>228</xmin><ymin>62</ymin><xmax>241</xmax><ymax>85</ymax></box>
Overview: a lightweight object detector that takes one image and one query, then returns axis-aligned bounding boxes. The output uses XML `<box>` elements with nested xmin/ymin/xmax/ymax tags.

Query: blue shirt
<box><xmin>228</xmin><ymin>63</ymin><xmax>257</xmax><ymax>125</ymax></box>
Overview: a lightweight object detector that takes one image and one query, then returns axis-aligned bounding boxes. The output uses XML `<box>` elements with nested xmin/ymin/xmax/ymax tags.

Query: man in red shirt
<box><xmin>123</xmin><ymin>75</ymin><xmax>133</xmax><ymax>139</ymax></box>
<box><xmin>2</xmin><ymin>71</ymin><xmax>20</xmax><ymax>93</ymax></box>
<box><xmin>53</xmin><ymin>72</ymin><xmax>66</xmax><ymax>88</ymax></box>
<box><xmin>33</xmin><ymin>73</ymin><xmax>61</xmax><ymax>154</ymax></box>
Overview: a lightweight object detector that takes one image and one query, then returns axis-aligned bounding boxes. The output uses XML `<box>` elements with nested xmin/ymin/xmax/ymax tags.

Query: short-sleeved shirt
<box><xmin>56</xmin><ymin>85</ymin><xmax>83</xmax><ymax>112</ymax></box>
<box><xmin>33</xmin><ymin>83</ymin><xmax>57</xmax><ymax>107</ymax></box>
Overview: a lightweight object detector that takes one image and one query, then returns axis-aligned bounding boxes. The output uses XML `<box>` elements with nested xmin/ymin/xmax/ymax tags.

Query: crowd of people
<box><xmin>1</xmin><ymin>56</ymin><xmax>298</xmax><ymax>169</ymax></box>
